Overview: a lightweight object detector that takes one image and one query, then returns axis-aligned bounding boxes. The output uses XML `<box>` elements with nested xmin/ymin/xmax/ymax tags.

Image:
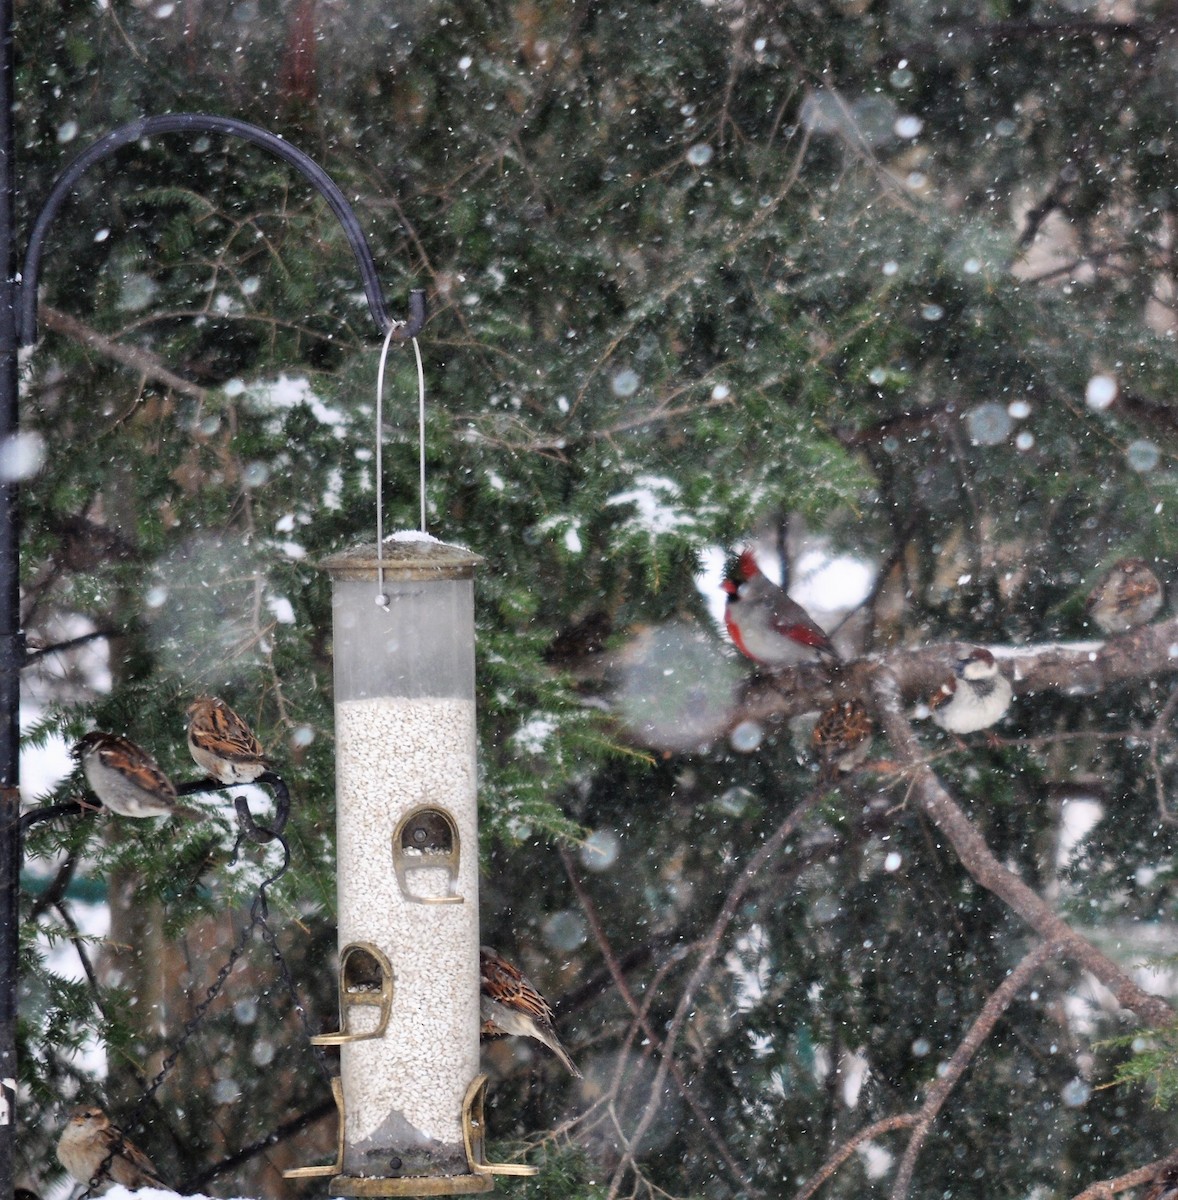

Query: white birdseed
<box><xmin>336</xmin><ymin>697</ymin><xmax>480</xmax><ymax>1164</ymax></box>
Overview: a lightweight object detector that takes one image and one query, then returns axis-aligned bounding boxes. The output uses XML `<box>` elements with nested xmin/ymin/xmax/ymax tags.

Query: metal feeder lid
<box><xmin>320</xmin><ymin>534</ymin><xmax>485</xmax><ymax>581</ymax></box>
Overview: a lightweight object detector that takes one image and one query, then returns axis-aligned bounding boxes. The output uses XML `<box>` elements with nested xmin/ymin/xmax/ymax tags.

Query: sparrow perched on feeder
<box><xmin>1085</xmin><ymin>557</ymin><xmax>1164</xmax><ymax>634</ymax></box>
<box><xmin>811</xmin><ymin>699</ymin><xmax>874</xmax><ymax>777</ymax></box>
<box><xmin>721</xmin><ymin>549</ymin><xmax>839</xmax><ymax>668</ymax></box>
<box><xmin>928</xmin><ymin>648</ymin><xmax>1013</xmax><ymax>735</ymax></box>
<box><xmin>71</xmin><ymin>732</ymin><xmax>200</xmax><ymax>820</ymax></box>
<box><xmin>56</xmin><ymin>1105</ymin><xmax>169</xmax><ymax>1192</ymax></box>
<box><xmin>186</xmin><ymin>695</ymin><xmax>272</xmax><ymax>785</ymax></box>
<box><xmin>480</xmin><ymin>946</ymin><xmax>582</xmax><ymax>1079</ymax></box>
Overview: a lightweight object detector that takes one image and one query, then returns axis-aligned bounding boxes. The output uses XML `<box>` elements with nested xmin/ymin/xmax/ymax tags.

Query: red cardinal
<box><xmin>721</xmin><ymin>549</ymin><xmax>839</xmax><ymax>668</ymax></box>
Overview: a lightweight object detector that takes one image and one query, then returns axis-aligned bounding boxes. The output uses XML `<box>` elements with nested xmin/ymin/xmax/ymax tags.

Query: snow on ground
<box><xmin>87</xmin><ymin>1188</ymin><xmax>255</xmax><ymax>1200</ymax></box>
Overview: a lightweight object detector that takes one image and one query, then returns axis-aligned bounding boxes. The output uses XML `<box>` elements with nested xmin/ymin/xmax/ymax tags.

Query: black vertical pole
<box><xmin>0</xmin><ymin>0</ymin><xmax>19</xmax><ymax>1191</ymax></box>
<box><xmin>0</xmin><ymin>26</ymin><xmax>421</xmax><ymax>1200</ymax></box>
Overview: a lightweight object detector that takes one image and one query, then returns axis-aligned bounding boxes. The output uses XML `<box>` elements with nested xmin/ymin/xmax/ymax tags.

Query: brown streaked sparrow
<box><xmin>811</xmin><ymin>699</ymin><xmax>874</xmax><ymax>777</ymax></box>
<box><xmin>721</xmin><ymin>549</ymin><xmax>839</xmax><ymax>668</ymax></box>
<box><xmin>186</xmin><ymin>695</ymin><xmax>272</xmax><ymax>785</ymax></box>
<box><xmin>55</xmin><ymin>1105</ymin><xmax>169</xmax><ymax>1192</ymax></box>
<box><xmin>928</xmin><ymin>648</ymin><xmax>1013</xmax><ymax>735</ymax></box>
<box><xmin>480</xmin><ymin>946</ymin><xmax>582</xmax><ymax>1078</ymax></box>
<box><xmin>1086</xmin><ymin>557</ymin><xmax>1164</xmax><ymax>634</ymax></box>
<box><xmin>1142</xmin><ymin>1161</ymin><xmax>1178</xmax><ymax>1200</ymax></box>
<box><xmin>71</xmin><ymin>732</ymin><xmax>200</xmax><ymax>820</ymax></box>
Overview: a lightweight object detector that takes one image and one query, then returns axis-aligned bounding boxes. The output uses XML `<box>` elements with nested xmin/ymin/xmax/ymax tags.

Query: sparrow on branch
<box><xmin>71</xmin><ymin>732</ymin><xmax>200</xmax><ymax>820</ymax></box>
<box><xmin>721</xmin><ymin>549</ymin><xmax>839</xmax><ymax>668</ymax></box>
<box><xmin>811</xmin><ymin>699</ymin><xmax>875</xmax><ymax>777</ymax></box>
<box><xmin>186</xmin><ymin>695</ymin><xmax>272</xmax><ymax>785</ymax></box>
<box><xmin>56</xmin><ymin>1105</ymin><xmax>169</xmax><ymax>1192</ymax></box>
<box><xmin>928</xmin><ymin>648</ymin><xmax>1013</xmax><ymax>735</ymax></box>
<box><xmin>1086</xmin><ymin>557</ymin><xmax>1164</xmax><ymax>634</ymax></box>
<box><xmin>480</xmin><ymin>946</ymin><xmax>582</xmax><ymax>1078</ymax></box>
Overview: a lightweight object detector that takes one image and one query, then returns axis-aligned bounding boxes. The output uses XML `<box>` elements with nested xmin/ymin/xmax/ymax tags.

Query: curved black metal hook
<box><xmin>18</xmin><ymin>112</ymin><xmax>426</xmax><ymax>345</ymax></box>
<box><xmin>250</xmin><ymin>831</ymin><xmax>293</xmax><ymax>922</ymax></box>
<box><xmin>231</xmin><ymin>771</ymin><xmax>290</xmax><ymax>846</ymax></box>
<box><xmin>176</xmin><ymin>768</ymin><xmax>290</xmax><ymax>847</ymax></box>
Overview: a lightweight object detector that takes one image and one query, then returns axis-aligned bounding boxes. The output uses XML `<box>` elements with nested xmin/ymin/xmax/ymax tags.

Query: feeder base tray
<box><xmin>329</xmin><ymin>1174</ymin><xmax>494</xmax><ymax>1197</ymax></box>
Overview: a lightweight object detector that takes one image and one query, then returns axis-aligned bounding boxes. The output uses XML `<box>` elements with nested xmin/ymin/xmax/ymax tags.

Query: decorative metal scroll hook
<box><xmin>17</xmin><ymin>112</ymin><xmax>426</xmax><ymax>345</ymax></box>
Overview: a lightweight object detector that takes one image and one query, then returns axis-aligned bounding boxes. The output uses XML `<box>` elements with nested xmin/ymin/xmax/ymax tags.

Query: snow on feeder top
<box><xmin>302</xmin><ymin>532</ymin><xmax>495</xmax><ymax>1196</ymax></box>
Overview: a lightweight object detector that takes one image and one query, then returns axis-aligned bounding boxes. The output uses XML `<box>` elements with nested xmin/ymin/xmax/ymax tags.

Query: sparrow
<box><xmin>71</xmin><ymin>732</ymin><xmax>201</xmax><ymax>820</ymax></box>
<box><xmin>928</xmin><ymin>648</ymin><xmax>1013</xmax><ymax>735</ymax></box>
<box><xmin>721</xmin><ymin>549</ymin><xmax>839</xmax><ymax>668</ymax></box>
<box><xmin>811</xmin><ymin>699</ymin><xmax>874</xmax><ymax>777</ymax></box>
<box><xmin>480</xmin><ymin>946</ymin><xmax>582</xmax><ymax>1079</ymax></box>
<box><xmin>55</xmin><ymin>1105</ymin><xmax>169</xmax><ymax>1192</ymax></box>
<box><xmin>1085</xmin><ymin>557</ymin><xmax>1164</xmax><ymax>634</ymax></box>
<box><xmin>186</xmin><ymin>695</ymin><xmax>272</xmax><ymax>785</ymax></box>
<box><xmin>1142</xmin><ymin>1161</ymin><xmax>1178</xmax><ymax>1200</ymax></box>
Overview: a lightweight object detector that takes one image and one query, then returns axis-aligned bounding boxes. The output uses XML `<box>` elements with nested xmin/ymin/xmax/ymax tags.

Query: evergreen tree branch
<box><xmin>558</xmin><ymin>845</ymin><xmax>762</xmax><ymax>1199</ymax></box>
<box><xmin>40</xmin><ymin>305</ymin><xmax>210</xmax><ymax>402</ymax></box>
<box><xmin>868</xmin><ymin>669</ymin><xmax>1174</xmax><ymax>1028</ymax></box>
<box><xmin>889</xmin><ymin>939</ymin><xmax>1059</xmax><ymax>1200</ymax></box>
<box><xmin>23</xmin><ymin>628</ymin><xmax>120</xmax><ymax>666</ymax></box>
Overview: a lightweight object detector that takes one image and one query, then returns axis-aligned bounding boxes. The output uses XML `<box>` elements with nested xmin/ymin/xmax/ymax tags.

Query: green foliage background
<box><xmin>14</xmin><ymin>1</ymin><xmax>1178</xmax><ymax>1197</ymax></box>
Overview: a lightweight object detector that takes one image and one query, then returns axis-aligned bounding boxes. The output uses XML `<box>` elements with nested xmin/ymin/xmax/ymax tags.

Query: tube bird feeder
<box><xmin>311</xmin><ymin>535</ymin><xmax>489</xmax><ymax>1195</ymax></box>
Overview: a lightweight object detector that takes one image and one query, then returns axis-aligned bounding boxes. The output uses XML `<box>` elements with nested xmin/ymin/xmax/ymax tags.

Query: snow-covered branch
<box><xmin>731</xmin><ymin>612</ymin><xmax>1178</xmax><ymax>729</ymax></box>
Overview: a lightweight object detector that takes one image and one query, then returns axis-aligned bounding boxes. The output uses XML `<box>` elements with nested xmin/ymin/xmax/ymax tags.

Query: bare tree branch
<box><xmin>868</xmin><ymin>669</ymin><xmax>1174</xmax><ymax>1028</ymax></box>
<box><xmin>559</xmin><ymin>846</ymin><xmax>762</xmax><ymax>1199</ymax></box>
<box><xmin>180</xmin><ymin>1097</ymin><xmax>336</xmax><ymax>1192</ymax></box>
<box><xmin>23</xmin><ymin>627</ymin><xmax>121</xmax><ymax>666</ymax></box>
<box><xmin>794</xmin><ymin>1115</ymin><xmax>918</xmax><ymax>1200</ymax></box>
<box><xmin>1070</xmin><ymin>1151</ymin><xmax>1178</xmax><ymax>1200</ymax></box>
<box><xmin>890</xmin><ymin>940</ymin><xmax>1060</xmax><ymax>1200</ymax></box>
<box><xmin>1147</xmin><ymin>683</ymin><xmax>1178</xmax><ymax>827</ymax></box>
<box><xmin>40</xmin><ymin>304</ymin><xmax>210</xmax><ymax>402</ymax></box>
<box><xmin>607</xmin><ymin>786</ymin><xmax>824</xmax><ymax>1200</ymax></box>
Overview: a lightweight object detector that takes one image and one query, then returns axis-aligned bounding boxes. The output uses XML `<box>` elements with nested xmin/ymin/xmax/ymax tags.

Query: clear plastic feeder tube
<box><xmin>322</xmin><ymin>538</ymin><xmax>484</xmax><ymax>1188</ymax></box>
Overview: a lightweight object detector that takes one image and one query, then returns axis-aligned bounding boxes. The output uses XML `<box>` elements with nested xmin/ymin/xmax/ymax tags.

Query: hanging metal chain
<box><xmin>78</xmin><ymin>808</ymin><xmax>310</xmax><ymax>1199</ymax></box>
<box><xmin>78</xmin><ymin>902</ymin><xmax>263</xmax><ymax>1199</ymax></box>
<box><xmin>253</xmin><ymin>900</ymin><xmax>334</xmax><ymax>1085</ymax></box>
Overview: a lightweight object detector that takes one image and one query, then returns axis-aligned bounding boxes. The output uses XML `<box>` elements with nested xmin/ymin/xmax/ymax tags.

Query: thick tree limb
<box><xmin>731</xmin><ymin>612</ymin><xmax>1178</xmax><ymax>729</ymax></box>
<box><xmin>869</xmin><ymin>669</ymin><xmax>1174</xmax><ymax>1028</ymax></box>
